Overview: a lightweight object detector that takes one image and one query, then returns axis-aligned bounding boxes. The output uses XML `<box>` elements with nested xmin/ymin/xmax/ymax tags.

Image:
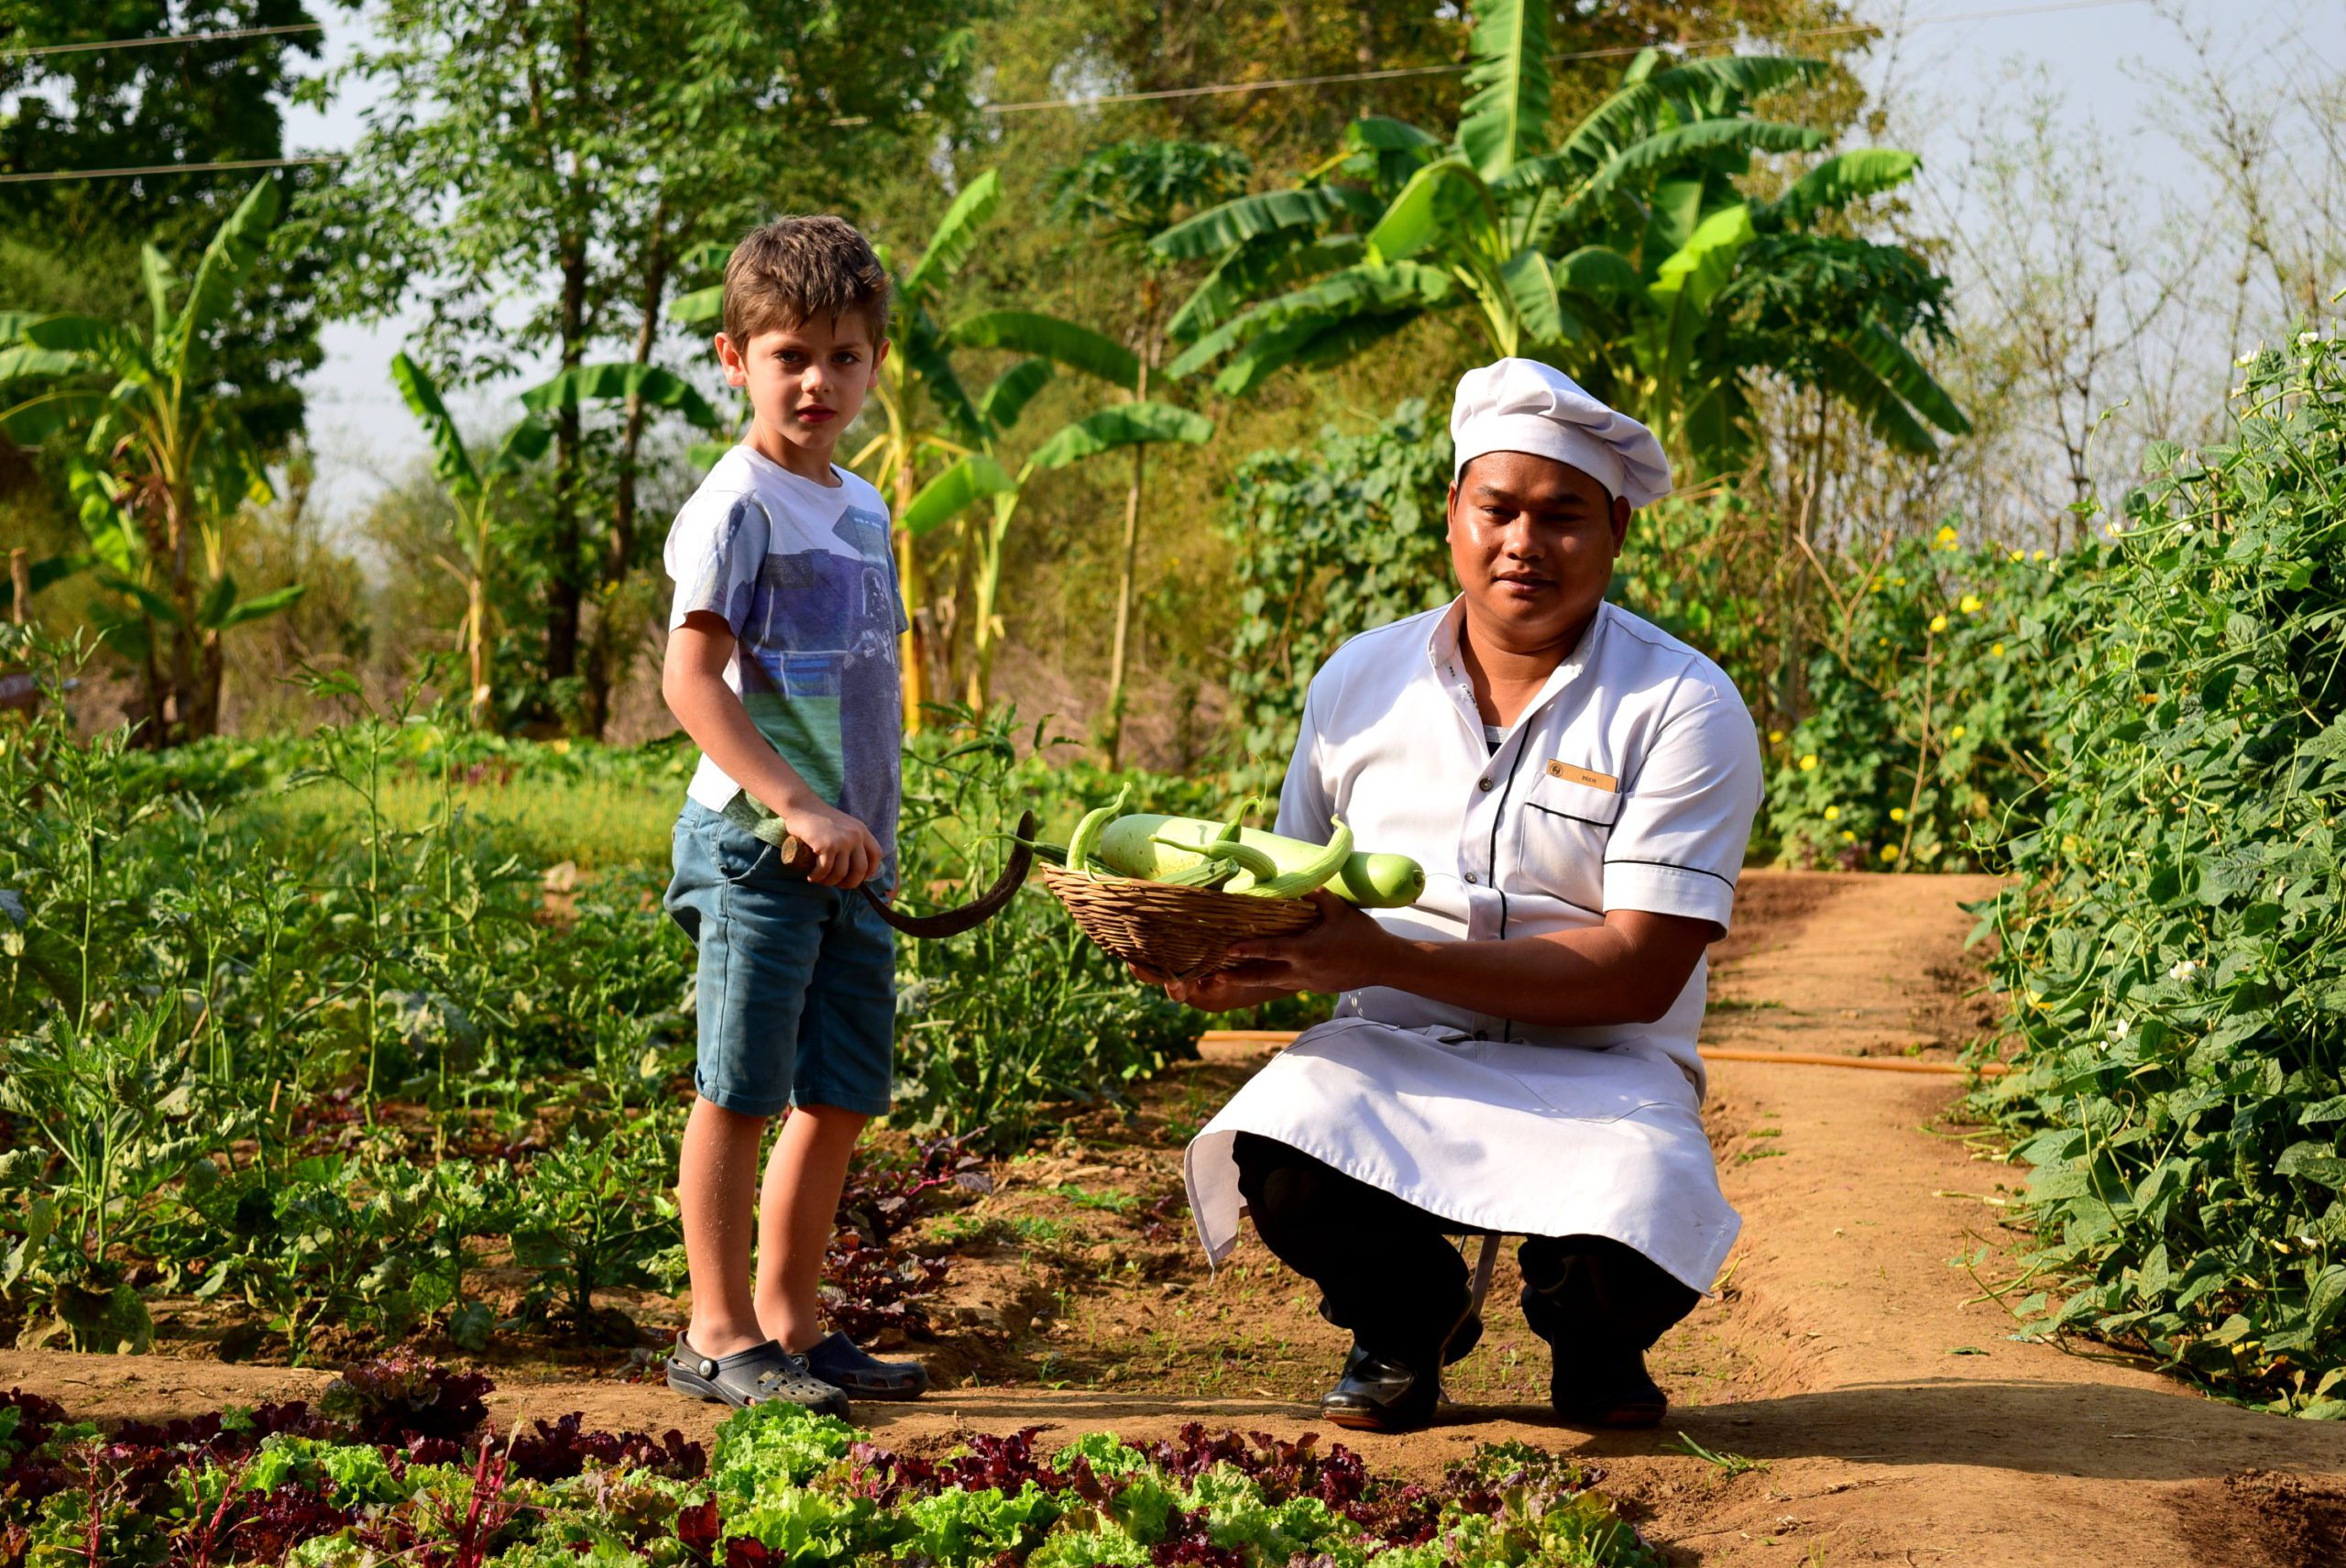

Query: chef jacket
<box><xmin>1278</xmin><ymin>595</ymin><xmax>1763</xmax><ymax>1094</ymax></box>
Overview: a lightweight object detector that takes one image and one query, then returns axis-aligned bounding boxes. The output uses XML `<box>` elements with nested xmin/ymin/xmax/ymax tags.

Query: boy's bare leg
<box><xmin>678</xmin><ymin>1095</ymin><xmax>772</xmax><ymax>1358</ymax></box>
<box><xmin>754</xmin><ymin>1102</ymin><xmax>870</xmax><ymax>1353</ymax></box>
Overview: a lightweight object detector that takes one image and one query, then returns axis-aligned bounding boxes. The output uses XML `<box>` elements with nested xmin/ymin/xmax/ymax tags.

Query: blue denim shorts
<box><xmin>663</xmin><ymin>800</ymin><xmax>895</xmax><ymax>1117</ymax></box>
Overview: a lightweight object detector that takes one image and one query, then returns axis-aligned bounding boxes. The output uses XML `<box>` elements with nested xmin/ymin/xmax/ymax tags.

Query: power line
<box><xmin>0</xmin><ymin>0</ymin><xmax>2151</xmax><ymax>183</ymax></box>
<box><xmin>0</xmin><ymin>154</ymin><xmax>344</xmax><ymax>186</ymax></box>
<box><xmin>983</xmin><ymin>0</ymin><xmax>2150</xmax><ymax>114</ymax></box>
<box><xmin>0</xmin><ymin>21</ymin><xmax>322</xmax><ymax>61</ymax></box>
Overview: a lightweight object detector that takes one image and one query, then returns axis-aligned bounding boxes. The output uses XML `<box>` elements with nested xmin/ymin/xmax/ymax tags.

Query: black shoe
<box><xmin>665</xmin><ymin>1333</ymin><xmax>850</xmax><ymax>1418</ymax></box>
<box><xmin>1550</xmin><ymin>1345</ymin><xmax>1667</xmax><ymax>1429</ymax></box>
<box><xmin>802</xmin><ymin>1331</ymin><xmax>927</xmax><ymax>1400</ymax></box>
<box><xmin>1321</xmin><ymin>1344</ymin><xmax>1440</xmax><ymax>1432</ymax></box>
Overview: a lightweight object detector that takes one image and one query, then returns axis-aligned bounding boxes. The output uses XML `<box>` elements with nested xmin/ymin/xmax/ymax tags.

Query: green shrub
<box><xmin>1764</xmin><ymin>530</ymin><xmax>2074</xmax><ymax>871</ymax></box>
<box><xmin>1221</xmin><ymin>400</ymin><xmax>1455</xmax><ymax>783</ymax></box>
<box><xmin>1975</xmin><ymin>329</ymin><xmax>2346</xmax><ymax>1412</ymax></box>
<box><xmin>893</xmin><ymin>709</ymin><xmax>1198</xmax><ymax>1147</ymax></box>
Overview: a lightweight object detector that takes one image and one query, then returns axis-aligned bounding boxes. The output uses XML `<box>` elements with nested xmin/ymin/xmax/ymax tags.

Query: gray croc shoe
<box><xmin>666</xmin><ymin>1333</ymin><xmax>849</xmax><ymax>1417</ymax></box>
<box><xmin>802</xmin><ymin>1331</ymin><xmax>928</xmax><ymax>1400</ymax></box>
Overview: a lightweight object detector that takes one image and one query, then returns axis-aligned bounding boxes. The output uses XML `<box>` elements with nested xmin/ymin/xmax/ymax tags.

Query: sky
<box><xmin>277</xmin><ymin>0</ymin><xmax>2346</xmax><ymax>527</ymax></box>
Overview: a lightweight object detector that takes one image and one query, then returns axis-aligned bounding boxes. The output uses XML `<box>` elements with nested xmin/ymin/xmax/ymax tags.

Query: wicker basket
<box><xmin>1039</xmin><ymin>863</ymin><xmax>1321</xmax><ymax>982</ymax></box>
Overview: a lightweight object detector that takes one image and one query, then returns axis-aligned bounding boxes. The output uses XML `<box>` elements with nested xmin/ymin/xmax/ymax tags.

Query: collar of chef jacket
<box><xmin>1271</xmin><ymin>596</ymin><xmax>1764</xmax><ymax>1084</ymax></box>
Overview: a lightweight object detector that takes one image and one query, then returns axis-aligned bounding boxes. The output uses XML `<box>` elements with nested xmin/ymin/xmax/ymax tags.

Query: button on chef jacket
<box><xmin>1182</xmin><ymin>596</ymin><xmax>1764</xmax><ymax>1293</ymax></box>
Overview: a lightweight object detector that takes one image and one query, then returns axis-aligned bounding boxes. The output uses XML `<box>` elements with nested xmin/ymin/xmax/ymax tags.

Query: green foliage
<box><xmin>1219</xmin><ymin>400</ymin><xmax>1456</xmax><ymax>779</ymax></box>
<box><xmin>1156</xmin><ymin>32</ymin><xmax>1960</xmax><ymax>472</ymax></box>
<box><xmin>0</xmin><ymin>181</ymin><xmax>308</xmax><ymax>744</ymax></box>
<box><xmin>1974</xmin><ymin>331</ymin><xmax>2346</xmax><ymax>1412</ymax></box>
<box><xmin>511</xmin><ymin>1118</ymin><xmax>685</xmax><ymax>1322</ymax></box>
<box><xmin>1760</xmin><ymin>530</ymin><xmax>2074</xmax><ymax>872</ymax></box>
<box><xmin>893</xmin><ymin>707</ymin><xmax>1200</xmax><ymax>1146</ymax></box>
<box><xmin>0</xmin><ymin>2</ymin><xmax>332</xmax><ymax>450</ymax></box>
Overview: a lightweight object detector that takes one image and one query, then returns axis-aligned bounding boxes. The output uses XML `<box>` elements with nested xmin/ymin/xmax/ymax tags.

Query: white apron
<box><xmin>1179</xmin><ymin>599</ymin><xmax>1762</xmax><ymax>1296</ymax></box>
<box><xmin>1183</xmin><ymin>1021</ymin><xmax>1738</xmax><ymax>1292</ymax></box>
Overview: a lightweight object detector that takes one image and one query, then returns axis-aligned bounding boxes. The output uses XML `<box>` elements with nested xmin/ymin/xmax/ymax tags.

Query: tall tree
<box><xmin>0</xmin><ymin>1</ymin><xmax>332</xmax><ymax>453</ymax></box>
<box><xmin>322</xmin><ymin>0</ymin><xmax>987</xmax><ymax>733</ymax></box>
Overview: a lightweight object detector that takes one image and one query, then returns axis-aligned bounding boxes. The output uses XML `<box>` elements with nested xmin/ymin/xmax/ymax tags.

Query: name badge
<box><xmin>1546</xmin><ymin>760</ymin><xmax>1617</xmax><ymax>792</ymax></box>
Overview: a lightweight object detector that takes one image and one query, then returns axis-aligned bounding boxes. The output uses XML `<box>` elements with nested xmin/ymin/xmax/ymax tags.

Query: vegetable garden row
<box><xmin>0</xmin><ymin>1354</ymin><xmax>1661</xmax><ymax>1566</ymax></box>
<box><xmin>1</xmin><ymin>303</ymin><xmax>2343</xmax><ymax>1568</ymax></box>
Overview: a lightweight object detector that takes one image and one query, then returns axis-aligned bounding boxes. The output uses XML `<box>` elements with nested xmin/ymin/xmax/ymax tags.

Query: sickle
<box><xmin>721</xmin><ymin>793</ymin><xmax>1036</xmax><ymax>938</ymax></box>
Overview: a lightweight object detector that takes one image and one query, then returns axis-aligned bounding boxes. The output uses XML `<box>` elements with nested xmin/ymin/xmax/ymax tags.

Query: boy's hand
<box><xmin>788</xmin><ymin>801</ymin><xmax>883</xmax><ymax>889</ymax></box>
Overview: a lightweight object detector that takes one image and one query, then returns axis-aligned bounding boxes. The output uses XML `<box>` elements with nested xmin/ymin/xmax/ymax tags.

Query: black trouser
<box><xmin>1232</xmin><ymin>1132</ymin><xmax>1699</xmax><ymax>1371</ymax></box>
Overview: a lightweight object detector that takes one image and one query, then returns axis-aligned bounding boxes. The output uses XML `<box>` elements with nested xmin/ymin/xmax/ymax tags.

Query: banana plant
<box><xmin>389</xmin><ymin>352</ymin><xmax>554</xmax><ymax>729</ymax></box>
<box><xmin>1153</xmin><ymin>0</ymin><xmax>1966</xmax><ymax>475</ymax></box>
<box><xmin>899</xmin><ymin>398</ymin><xmax>1212</xmax><ymax>713</ymax></box>
<box><xmin>0</xmin><ymin>180</ymin><xmax>304</xmax><ymax>744</ymax></box>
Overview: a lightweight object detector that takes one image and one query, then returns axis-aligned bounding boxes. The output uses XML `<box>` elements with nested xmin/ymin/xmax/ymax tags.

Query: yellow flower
<box><xmin>2032</xmin><ymin>549</ymin><xmax>2048</xmax><ymax>560</ymax></box>
<box><xmin>2008</xmin><ymin>549</ymin><xmax>2025</xmax><ymax>563</ymax></box>
<box><xmin>1767</xmin><ymin>729</ymin><xmax>1783</xmax><ymax>743</ymax></box>
<box><xmin>1959</xmin><ymin>593</ymin><xmax>1984</xmax><ymax>614</ymax></box>
<box><xmin>1841</xmin><ymin>830</ymin><xmax>1857</xmax><ymax>843</ymax></box>
<box><xmin>1929</xmin><ymin>614</ymin><xmax>1948</xmax><ymax>632</ymax></box>
<box><xmin>1990</xmin><ymin>642</ymin><xmax>2006</xmax><ymax>657</ymax></box>
<box><xmin>1799</xmin><ymin>754</ymin><xmax>1818</xmax><ymax>772</ymax></box>
<box><xmin>1880</xmin><ymin>843</ymin><xmax>1901</xmax><ymax>862</ymax></box>
<box><xmin>552</xmin><ymin>738</ymin><xmax>572</xmax><ymax>755</ymax></box>
<box><xmin>1935</xmin><ymin>524</ymin><xmax>1959</xmax><ymax>550</ymax></box>
<box><xmin>1890</xmin><ymin>806</ymin><xmax>1906</xmax><ymax>823</ymax></box>
<box><xmin>1824</xmin><ymin>805</ymin><xmax>1841</xmax><ymax>821</ymax></box>
<box><xmin>1949</xmin><ymin>725</ymin><xmax>1967</xmax><ymax>740</ymax></box>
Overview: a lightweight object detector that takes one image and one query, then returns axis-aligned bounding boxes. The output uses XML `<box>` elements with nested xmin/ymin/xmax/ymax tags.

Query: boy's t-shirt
<box><xmin>663</xmin><ymin>444</ymin><xmax>908</xmax><ymax>876</ymax></box>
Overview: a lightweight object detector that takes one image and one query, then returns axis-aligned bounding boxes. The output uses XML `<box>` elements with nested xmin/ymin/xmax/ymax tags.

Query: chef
<box><xmin>1172</xmin><ymin>357</ymin><xmax>1762</xmax><ymax>1434</ymax></box>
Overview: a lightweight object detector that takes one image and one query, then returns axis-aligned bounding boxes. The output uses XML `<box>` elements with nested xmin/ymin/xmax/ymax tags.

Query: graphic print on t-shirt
<box><xmin>731</xmin><ymin>507</ymin><xmax>903</xmax><ymax>857</ymax></box>
<box><xmin>666</xmin><ymin>449</ymin><xmax>906</xmax><ymax>879</ymax></box>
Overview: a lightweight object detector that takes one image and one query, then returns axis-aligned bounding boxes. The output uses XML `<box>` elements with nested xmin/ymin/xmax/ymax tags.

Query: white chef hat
<box><xmin>1449</xmin><ymin>357</ymin><xmax>1672</xmax><ymax>506</ymax></box>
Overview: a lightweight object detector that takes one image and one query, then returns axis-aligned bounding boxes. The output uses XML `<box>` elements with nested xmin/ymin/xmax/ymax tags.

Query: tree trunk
<box><xmin>895</xmin><ymin>450</ymin><xmax>926</xmax><ymax>732</ymax></box>
<box><xmin>1102</xmin><ymin>436</ymin><xmax>1147</xmax><ymax>770</ymax></box>
<box><xmin>1101</xmin><ymin>323</ymin><xmax>1156</xmax><ymax>769</ymax></box>
<box><xmin>611</xmin><ymin>205</ymin><xmax>668</xmax><ymax>587</ymax></box>
<box><xmin>466</xmin><ymin>568</ymin><xmax>490</xmax><ymax>729</ymax></box>
<box><xmin>578</xmin><ymin>210</ymin><xmax>670</xmax><ymax>742</ymax></box>
<box><xmin>543</xmin><ymin>0</ymin><xmax>594</xmax><ymax>702</ymax></box>
<box><xmin>163</xmin><ymin>484</ymin><xmax>198</xmax><ymax>745</ymax></box>
<box><xmin>190</xmin><ymin>630</ymin><xmax>225</xmax><ymax>741</ymax></box>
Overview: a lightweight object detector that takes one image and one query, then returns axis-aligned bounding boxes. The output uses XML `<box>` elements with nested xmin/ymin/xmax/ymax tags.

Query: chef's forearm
<box><xmin>1373</xmin><ymin>921</ymin><xmax>1691</xmax><ymax>1028</ymax></box>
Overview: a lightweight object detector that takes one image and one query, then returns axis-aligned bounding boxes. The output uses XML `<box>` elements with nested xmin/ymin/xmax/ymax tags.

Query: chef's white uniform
<box><xmin>1183</xmin><ymin>595</ymin><xmax>1763</xmax><ymax>1293</ymax></box>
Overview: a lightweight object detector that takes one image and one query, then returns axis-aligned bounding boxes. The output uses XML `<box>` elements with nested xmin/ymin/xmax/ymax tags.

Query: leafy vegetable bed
<box><xmin>0</xmin><ymin>1355</ymin><xmax>1660</xmax><ymax>1567</ymax></box>
<box><xmin>1976</xmin><ymin>328</ymin><xmax>2346</xmax><ymax>1411</ymax></box>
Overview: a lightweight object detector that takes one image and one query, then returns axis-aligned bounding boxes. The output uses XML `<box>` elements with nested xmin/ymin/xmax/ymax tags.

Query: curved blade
<box><xmin>863</xmin><ymin>809</ymin><xmax>1036</xmax><ymax>938</ymax></box>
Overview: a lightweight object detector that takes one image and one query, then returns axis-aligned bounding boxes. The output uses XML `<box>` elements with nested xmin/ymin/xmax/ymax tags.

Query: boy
<box><xmin>657</xmin><ymin>214</ymin><xmax>925</xmax><ymax>1413</ymax></box>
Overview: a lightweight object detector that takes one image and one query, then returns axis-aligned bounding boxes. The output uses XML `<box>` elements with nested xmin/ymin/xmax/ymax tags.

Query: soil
<box><xmin>8</xmin><ymin>870</ymin><xmax>2346</xmax><ymax>1564</ymax></box>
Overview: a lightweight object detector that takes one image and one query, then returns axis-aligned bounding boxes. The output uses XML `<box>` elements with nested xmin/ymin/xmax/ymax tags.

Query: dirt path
<box><xmin>9</xmin><ymin>872</ymin><xmax>2346</xmax><ymax>1563</ymax></box>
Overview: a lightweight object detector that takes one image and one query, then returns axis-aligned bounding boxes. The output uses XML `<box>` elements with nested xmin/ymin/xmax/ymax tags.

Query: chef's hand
<box><xmin>1136</xmin><ymin>969</ymin><xmax>1283</xmax><ymax>1012</ymax></box>
<box><xmin>1212</xmin><ymin>888</ymin><xmax>1395</xmax><ymax>997</ymax></box>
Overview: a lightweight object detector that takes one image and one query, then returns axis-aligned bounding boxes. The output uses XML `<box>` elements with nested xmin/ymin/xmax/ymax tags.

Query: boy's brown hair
<box><xmin>721</xmin><ymin>215</ymin><xmax>892</xmax><ymax>347</ymax></box>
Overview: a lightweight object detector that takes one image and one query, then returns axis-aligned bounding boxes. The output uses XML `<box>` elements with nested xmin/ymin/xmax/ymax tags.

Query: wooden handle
<box><xmin>773</xmin><ymin>834</ymin><xmax>816</xmax><ymax>874</ymax></box>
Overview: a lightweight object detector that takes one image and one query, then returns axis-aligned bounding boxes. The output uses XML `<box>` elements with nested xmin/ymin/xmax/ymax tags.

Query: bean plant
<box><xmin>1975</xmin><ymin>325</ymin><xmax>2346</xmax><ymax>1412</ymax></box>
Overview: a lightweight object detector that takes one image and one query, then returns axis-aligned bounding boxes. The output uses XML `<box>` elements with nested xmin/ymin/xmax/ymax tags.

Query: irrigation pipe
<box><xmin>1197</xmin><ymin>1029</ymin><xmax>2010</xmax><ymax>1077</ymax></box>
